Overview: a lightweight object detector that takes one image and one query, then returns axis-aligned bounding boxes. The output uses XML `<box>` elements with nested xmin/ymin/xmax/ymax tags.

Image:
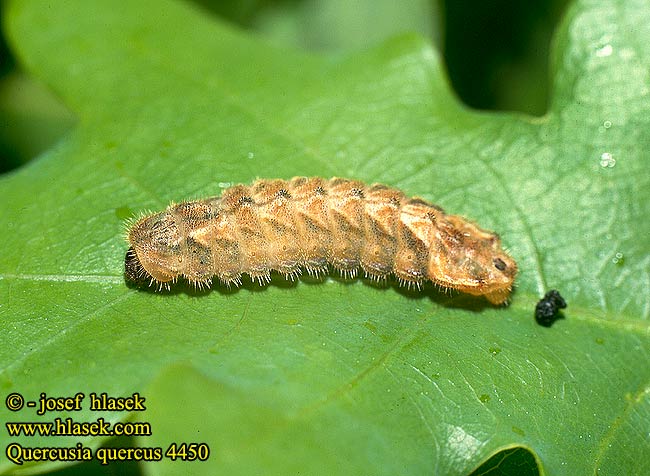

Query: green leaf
<box><xmin>1</xmin><ymin>0</ymin><xmax>648</xmax><ymax>475</ymax></box>
<box><xmin>250</xmin><ymin>0</ymin><xmax>441</xmax><ymax>53</ymax></box>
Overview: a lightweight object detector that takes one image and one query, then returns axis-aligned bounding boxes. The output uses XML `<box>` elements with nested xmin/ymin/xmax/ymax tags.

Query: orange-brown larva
<box><xmin>124</xmin><ymin>177</ymin><xmax>517</xmax><ymax>304</ymax></box>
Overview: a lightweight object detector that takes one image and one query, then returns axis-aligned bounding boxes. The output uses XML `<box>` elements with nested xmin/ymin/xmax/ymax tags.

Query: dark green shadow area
<box><xmin>470</xmin><ymin>447</ymin><xmax>539</xmax><ymax>476</ymax></box>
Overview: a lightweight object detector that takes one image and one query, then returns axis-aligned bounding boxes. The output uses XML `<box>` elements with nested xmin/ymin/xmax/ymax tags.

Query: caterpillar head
<box><xmin>429</xmin><ymin>215</ymin><xmax>517</xmax><ymax>305</ymax></box>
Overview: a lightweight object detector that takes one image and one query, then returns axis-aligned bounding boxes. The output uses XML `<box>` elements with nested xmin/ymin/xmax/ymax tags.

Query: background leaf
<box><xmin>0</xmin><ymin>0</ymin><xmax>648</xmax><ymax>475</ymax></box>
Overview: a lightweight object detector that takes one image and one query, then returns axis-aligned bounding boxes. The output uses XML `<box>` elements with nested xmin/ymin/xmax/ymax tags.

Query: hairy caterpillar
<box><xmin>125</xmin><ymin>177</ymin><xmax>517</xmax><ymax>304</ymax></box>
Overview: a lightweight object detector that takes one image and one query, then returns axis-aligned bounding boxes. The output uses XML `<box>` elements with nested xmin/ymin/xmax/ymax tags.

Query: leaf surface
<box><xmin>1</xmin><ymin>0</ymin><xmax>649</xmax><ymax>474</ymax></box>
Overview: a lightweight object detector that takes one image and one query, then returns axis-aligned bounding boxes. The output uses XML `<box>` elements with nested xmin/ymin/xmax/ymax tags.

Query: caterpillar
<box><xmin>124</xmin><ymin>177</ymin><xmax>517</xmax><ymax>304</ymax></box>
